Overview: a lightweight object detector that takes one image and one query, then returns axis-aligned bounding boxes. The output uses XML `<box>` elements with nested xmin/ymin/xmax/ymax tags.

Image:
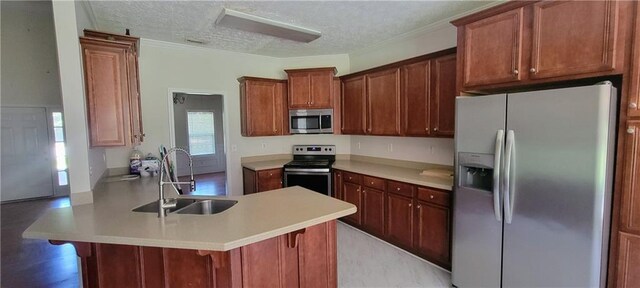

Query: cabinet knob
<box><xmin>425</xmin><ymin>128</ymin><xmax>429</xmax><ymax>131</ymax></box>
<box><xmin>370</xmin><ymin>181</ymin><xmax>374</xmax><ymax>185</ymax></box>
<box><xmin>269</xmin><ymin>173</ymin><xmax>273</xmax><ymax>176</ymax></box>
<box><xmin>337</xmin><ymin>174</ymin><xmax>341</xmax><ymax>177</ymax></box>
<box><xmin>409</xmin><ymin>203</ymin><xmax>412</xmax><ymax>207</ymax></box>
<box><xmin>430</xmin><ymin>194</ymin><xmax>434</xmax><ymax>199</ymax></box>
<box><xmin>628</xmin><ymin>128</ymin><xmax>635</xmax><ymax>134</ymax></box>
<box><xmin>417</xmin><ymin>205</ymin><xmax>421</xmax><ymax>209</ymax></box>
<box><xmin>513</xmin><ymin>69</ymin><xmax>519</xmax><ymax>75</ymax></box>
<box><xmin>396</xmin><ymin>187</ymin><xmax>400</xmax><ymax>191</ymax></box>
<box><xmin>311</xmin><ymin>101</ymin><xmax>314</xmax><ymax>105</ymax></box>
<box><xmin>530</xmin><ymin>68</ymin><xmax>537</xmax><ymax>73</ymax></box>
<box><xmin>630</xmin><ymin>102</ymin><xmax>638</xmax><ymax>109</ymax></box>
<box><xmin>349</xmin><ymin>177</ymin><xmax>352</xmax><ymax>180</ymax></box>
<box><xmin>433</xmin><ymin>127</ymin><xmax>438</xmax><ymax>132</ymax></box>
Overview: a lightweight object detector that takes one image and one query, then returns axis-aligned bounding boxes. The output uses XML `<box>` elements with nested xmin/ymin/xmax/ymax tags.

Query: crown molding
<box><xmin>348</xmin><ymin>1</ymin><xmax>506</xmax><ymax>57</ymax></box>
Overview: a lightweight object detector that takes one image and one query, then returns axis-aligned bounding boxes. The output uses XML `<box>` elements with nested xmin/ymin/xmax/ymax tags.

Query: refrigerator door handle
<box><xmin>504</xmin><ymin>130</ymin><xmax>515</xmax><ymax>224</ymax></box>
<box><xmin>493</xmin><ymin>130</ymin><xmax>505</xmax><ymax>222</ymax></box>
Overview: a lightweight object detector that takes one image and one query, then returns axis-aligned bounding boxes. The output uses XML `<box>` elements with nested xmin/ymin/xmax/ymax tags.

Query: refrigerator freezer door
<box><xmin>502</xmin><ymin>84</ymin><xmax>616</xmax><ymax>287</ymax></box>
<box><xmin>452</xmin><ymin>94</ymin><xmax>506</xmax><ymax>288</ymax></box>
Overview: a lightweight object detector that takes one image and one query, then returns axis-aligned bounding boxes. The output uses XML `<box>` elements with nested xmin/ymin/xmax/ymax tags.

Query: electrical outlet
<box><xmin>89</xmin><ymin>166</ymin><xmax>93</xmax><ymax>176</ymax></box>
<box><xmin>430</xmin><ymin>146</ymin><xmax>435</xmax><ymax>154</ymax></box>
<box><xmin>357</xmin><ymin>142</ymin><xmax>361</xmax><ymax>149</ymax></box>
<box><xmin>261</xmin><ymin>143</ymin><xmax>267</xmax><ymax>149</ymax></box>
<box><xmin>388</xmin><ymin>143</ymin><xmax>393</xmax><ymax>152</ymax></box>
<box><xmin>103</xmin><ymin>153</ymin><xmax>106</xmax><ymax>162</ymax></box>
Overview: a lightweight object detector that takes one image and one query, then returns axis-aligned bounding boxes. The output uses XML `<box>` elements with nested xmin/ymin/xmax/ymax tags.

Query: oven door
<box><xmin>283</xmin><ymin>169</ymin><xmax>332</xmax><ymax>196</ymax></box>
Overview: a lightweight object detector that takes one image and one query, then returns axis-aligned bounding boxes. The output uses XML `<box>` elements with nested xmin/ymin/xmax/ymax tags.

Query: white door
<box><xmin>1</xmin><ymin>107</ymin><xmax>54</xmax><ymax>201</ymax></box>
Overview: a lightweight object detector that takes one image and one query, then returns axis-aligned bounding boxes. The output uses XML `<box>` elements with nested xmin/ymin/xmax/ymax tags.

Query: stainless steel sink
<box><xmin>132</xmin><ymin>199</ymin><xmax>198</xmax><ymax>213</ymax></box>
<box><xmin>175</xmin><ymin>199</ymin><xmax>238</xmax><ymax>215</ymax></box>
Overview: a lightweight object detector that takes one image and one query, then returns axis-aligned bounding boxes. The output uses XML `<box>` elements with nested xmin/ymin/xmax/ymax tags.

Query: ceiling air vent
<box><xmin>215</xmin><ymin>8</ymin><xmax>321</xmax><ymax>43</ymax></box>
<box><xmin>185</xmin><ymin>38</ymin><xmax>209</xmax><ymax>45</ymax></box>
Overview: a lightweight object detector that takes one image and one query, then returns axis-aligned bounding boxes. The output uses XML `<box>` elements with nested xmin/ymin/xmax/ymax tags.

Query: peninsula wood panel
<box><xmin>240</xmin><ymin>237</ymin><xmax>283</xmax><ymax>287</ymax></box>
<box><xmin>341</xmin><ymin>76</ymin><xmax>366</xmax><ymax>134</ymax></box>
<box><xmin>621</xmin><ymin>121</ymin><xmax>640</xmax><ymax>233</ymax></box>
<box><xmin>529</xmin><ymin>0</ymin><xmax>618</xmax><ymax>79</ymax></box>
<box><xmin>461</xmin><ymin>7</ymin><xmax>524</xmax><ymax>87</ymax></box>
<box><xmin>617</xmin><ymin>232</ymin><xmax>640</xmax><ymax>288</ymax></box>
<box><xmin>402</xmin><ymin>60</ymin><xmax>431</xmax><ymax>136</ymax></box>
<box><xmin>430</xmin><ymin>54</ymin><xmax>457</xmax><ymax>137</ymax></box>
<box><xmin>366</xmin><ymin>68</ymin><xmax>401</xmax><ymax>135</ymax></box>
<box><xmin>95</xmin><ymin>244</ymin><xmax>142</xmax><ymax>288</ymax></box>
<box><xmin>163</xmin><ymin>248</ymin><xmax>213</xmax><ymax>288</ymax></box>
<box><xmin>81</xmin><ymin>38</ymin><xmax>131</xmax><ymax>147</ymax></box>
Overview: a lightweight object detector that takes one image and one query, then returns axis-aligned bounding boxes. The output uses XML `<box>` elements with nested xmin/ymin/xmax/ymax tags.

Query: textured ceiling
<box><xmin>88</xmin><ymin>1</ymin><xmax>495</xmax><ymax>57</ymax></box>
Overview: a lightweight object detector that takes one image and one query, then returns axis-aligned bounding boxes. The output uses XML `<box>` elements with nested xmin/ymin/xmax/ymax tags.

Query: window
<box><xmin>52</xmin><ymin>112</ymin><xmax>68</xmax><ymax>186</ymax></box>
<box><xmin>187</xmin><ymin>111</ymin><xmax>215</xmax><ymax>155</ymax></box>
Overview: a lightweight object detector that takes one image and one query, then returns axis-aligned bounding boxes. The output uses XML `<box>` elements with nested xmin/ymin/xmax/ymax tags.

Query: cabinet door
<box><xmin>82</xmin><ymin>41</ymin><xmax>131</xmax><ymax>147</ymax></box>
<box><xmin>529</xmin><ymin>0</ymin><xmax>618</xmax><ymax>79</ymax></box>
<box><xmin>341</xmin><ymin>76</ymin><xmax>366</xmax><ymax>134</ymax></box>
<box><xmin>244</xmin><ymin>80</ymin><xmax>284</xmax><ymax>136</ymax></box>
<box><xmin>415</xmin><ymin>201</ymin><xmax>451</xmax><ymax>268</ymax></box>
<box><xmin>462</xmin><ymin>7</ymin><xmax>524</xmax><ymax>87</ymax></box>
<box><xmin>362</xmin><ymin>187</ymin><xmax>385</xmax><ymax>236</ymax></box>
<box><xmin>288</xmin><ymin>73</ymin><xmax>311</xmax><ymax>108</ymax></box>
<box><xmin>627</xmin><ymin>2</ymin><xmax>640</xmax><ymax>118</ymax></box>
<box><xmin>386</xmin><ymin>193</ymin><xmax>414</xmax><ymax>250</ymax></box>
<box><xmin>257</xmin><ymin>169</ymin><xmax>283</xmax><ymax>192</ymax></box>
<box><xmin>333</xmin><ymin>170</ymin><xmax>343</xmax><ymax>200</ymax></box>
<box><xmin>126</xmin><ymin>50</ymin><xmax>143</xmax><ymax>145</ymax></box>
<box><xmin>243</xmin><ymin>168</ymin><xmax>257</xmax><ymax>195</ymax></box>
<box><xmin>342</xmin><ymin>182</ymin><xmax>362</xmax><ymax>225</ymax></box>
<box><xmin>430</xmin><ymin>54</ymin><xmax>457</xmax><ymax>137</ymax></box>
<box><xmin>617</xmin><ymin>232</ymin><xmax>640</xmax><ymax>288</ymax></box>
<box><xmin>310</xmin><ymin>71</ymin><xmax>333</xmax><ymax>108</ymax></box>
<box><xmin>621</xmin><ymin>121</ymin><xmax>640</xmax><ymax>233</ymax></box>
<box><xmin>366</xmin><ymin>68</ymin><xmax>401</xmax><ymax>135</ymax></box>
<box><xmin>402</xmin><ymin>61</ymin><xmax>431</xmax><ymax>136</ymax></box>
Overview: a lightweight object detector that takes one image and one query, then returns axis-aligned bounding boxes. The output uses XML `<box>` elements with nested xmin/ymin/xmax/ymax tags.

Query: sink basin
<box><xmin>132</xmin><ymin>199</ymin><xmax>198</xmax><ymax>213</ymax></box>
<box><xmin>175</xmin><ymin>199</ymin><xmax>238</xmax><ymax>215</ymax></box>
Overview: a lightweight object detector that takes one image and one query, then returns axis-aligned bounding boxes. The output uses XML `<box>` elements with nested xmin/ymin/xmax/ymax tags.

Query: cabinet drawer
<box><xmin>343</xmin><ymin>171</ymin><xmax>361</xmax><ymax>184</ymax></box>
<box><xmin>417</xmin><ymin>187</ymin><xmax>450</xmax><ymax>207</ymax></box>
<box><xmin>257</xmin><ymin>169</ymin><xmax>281</xmax><ymax>180</ymax></box>
<box><xmin>387</xmin><ymin>180</ymin><xmax>415</xmax><ymax>198</ymax></box>
<box><xmin>363</xmin><ymin>176</ymin><xmax>385</xmax><ymax>190</ymax></box>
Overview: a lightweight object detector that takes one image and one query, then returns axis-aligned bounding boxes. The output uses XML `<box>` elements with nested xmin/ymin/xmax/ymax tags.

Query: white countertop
<box><xmin>241</xmin><ymin>159</ymin><xmax>290</xmax><ymax>171</ymax></box>
<box><xmin>332</xmin><ymin>160</ymin><xmax>453</xmax><ymax>191</ymax></box>
<box><xmin>23</xmin><ymin>177</ymin><xmax>355</xmax><ymax>251</ymax></box>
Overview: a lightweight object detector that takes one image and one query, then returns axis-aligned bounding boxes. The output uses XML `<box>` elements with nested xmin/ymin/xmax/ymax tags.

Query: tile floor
<box><xmin>337</xmin><ymin>222</ymin><xmax>451</xmax><ymax>287</ymax></box>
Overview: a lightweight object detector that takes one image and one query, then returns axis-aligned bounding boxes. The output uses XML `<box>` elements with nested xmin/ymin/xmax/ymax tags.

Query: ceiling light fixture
<box><xmin>215</xmin><ymin>8</ymin><xmax>321</xmax><ymax>43</ymax></box>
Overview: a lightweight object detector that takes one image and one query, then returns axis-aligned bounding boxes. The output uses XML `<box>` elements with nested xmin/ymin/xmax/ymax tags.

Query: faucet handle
<box><xmin>190</xmin><ymin>179</ymin><xmax>196</xmax><ymax>192</ymax></box>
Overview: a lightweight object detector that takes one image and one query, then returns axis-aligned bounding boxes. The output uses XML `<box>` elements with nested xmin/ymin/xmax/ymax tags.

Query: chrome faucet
<box><xmin>158</xmin><ymin>147</ymin><xmax>195</xmax><ymax>218</ymax></box>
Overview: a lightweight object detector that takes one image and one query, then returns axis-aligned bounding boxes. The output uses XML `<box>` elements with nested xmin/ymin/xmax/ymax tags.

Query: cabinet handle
<box><xmin>396</xmin><ymin>187</ymin><xmax>400</xmax><ymax>191</ymax></box>
<box><xmin>513</xmin><ymin>69</ymin><xmax>519</xmax><ymax>75</ymax></box>
<box><xmin>310</xmin><ymin>101</ymin><xmax>314</xmax><ymax>105</ymax></box>
<box><xmin>425</xmin><ymin>128</ymin><xmax>429</xmax><ymax>132</ymax></box>
<box><xmin>433</xmin><ymin>127</ymin><xmax>438</xmax><ymax>132</ymax></box>
<box><xmin>408</xmin><ymin>203</ymin><xmax>412</xmax><ymax>207</ymax></box>
<box><xmin>370</xmin><ymin>181</ymin><xmax>374</xmax><ymax>185</ymax></box>
<box><xmin>356</xmin><ymin>188</ymin><xmax>360</xmax><ymax>192</ymax></box>
<box><xmin>269</xmin><ymin>173</ymin><xmax>273</xmax><ymax>176</ymax></box>
<box><xmin>628</xmin><ymin>128</ymin><xmax>635</xmax><ymax>134</ymax></box>
<box><xmin>430</xmin><ymin>194</ymin><xmax>434</xmax><ymax>199</ymax></box>
<box><xmin>337</xmin><ymin>174</ymin><xmax>341</xmax><ymax>177</ymax></box>
<box><xmin>630</xmin><ymin>102</ymin><xmax>638</xmax><ymax>109</ymax></box>
<box><xmin>417</xmin><ymin>205</ymin><xmax>421</xmax><ymax>209</ymax></box>
<box><xmin>530</xmin><ymin>68</ymin><xmax>537</xmax><ymax>73</ymax></box>
<box><xmin>349</xmin><ymin>177</ymin><xmax>352</xmax><ymax>180</ymax></box>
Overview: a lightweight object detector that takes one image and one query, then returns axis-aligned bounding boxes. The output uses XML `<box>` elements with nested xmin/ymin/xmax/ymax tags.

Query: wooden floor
<box><xmin>1</xmin><ymin>197</ymin><xmax>79</xmax><ymax>288</ymax></box>
<box><xmin>179</xmin><ymin>172</ymin><xmax>227</xmax><ymax>196</ymax></box>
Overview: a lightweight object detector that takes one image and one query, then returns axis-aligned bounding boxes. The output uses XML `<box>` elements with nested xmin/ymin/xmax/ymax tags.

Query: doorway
<box><xmin>172</xmin><ymin>93</ymin><xmax>226</xmax><ymax>196</ymax></box>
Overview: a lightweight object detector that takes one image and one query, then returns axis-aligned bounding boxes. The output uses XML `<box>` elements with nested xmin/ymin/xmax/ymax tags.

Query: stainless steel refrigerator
<box><xmin>452</xmin><ymin>83</ymin><xmax>617</xmax><ymax>287</ymax></box>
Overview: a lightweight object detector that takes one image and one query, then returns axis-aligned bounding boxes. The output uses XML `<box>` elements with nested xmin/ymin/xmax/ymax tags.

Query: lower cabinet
<box><xmin>617</xmin><ymin>232</ymin><xmax>640</xmax><ymax>288</ymax></box>
<box><xmin>333</xmin><ymin>169</ymin><xmax>452</xmax><ymax>269</ymax></box>
<box><xmin>242</xmin><ymin>168</ymin><xmax>283</xmax><ymax>195</ymax></box>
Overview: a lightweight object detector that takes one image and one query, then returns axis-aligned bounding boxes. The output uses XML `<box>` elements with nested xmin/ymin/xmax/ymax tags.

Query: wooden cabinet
<box><xmin>341</xmin><ymin>76</ymin><xmax>366</xmax><ymax>134</ymax></box>
<box><xmin>238</xmin><ymin>77</ymin><xmax>288</xmax><ymax>137</ymax></box>
<box><xmin>366</xmin><ymin>68</ymin><xmax>401</xmax><ymax>135</ymax></box>
<box><xmin>285</xmin><ymin>67</ymin><xmax>336</xmax><ymax>109</ymax></box>
<box><xmin>362</xmin><ymin>187</ymin><xmax>385</xmax><ymax>237</ymax></box>
<box><xmin>621</xmin><ymin>121</ymin><xmax>640</xmax><ymax>233</ymax></box>
<box><xmin>333</xmin><ymin>170</ymin><xmax>343</xmax><ymax>200</ymax></box>
<box><xmin>242</xmin><ymin>168</ymin><xmax>283</xmax><ymax>195</ymax></box>
<box><xmin>629</xmin><ymin>2</ymin><xmax>640</xmax><ymax>118</ymax></box>
<box><xmin>341</xmin><ymin>48</ymin><xmax>456</xmax><ymax>138</ymax></box>
<box><xmin>386</xmin><ymin>193</ymin><xmax>414</xmax><ymax>250</ymax></box>
<box><xmin>617</xmin><ymin>232</ymin><xmax>640</xmax><ymax>288</ymax></box>
<box><xmin>80</xmin><ymin>36</ymin><xmax>142</xmax><ymax>147</ymax></box>
<box><xmin>333</xmin><ymin>170</ymin><xmax>451</xmax><ymax>268</ymax></box>
<box><xmin>402</xmin><ymin>60</ymin><xmax>431</xmax><ymax>136</ymax></box>
<box><xmin>342</xmin><ymin>182</ymin><xmax>362</xmax><ymax>225</ymax></box>
<box><xmin>460</xmin><ymin>7</ymin><xmax>524</xmax><ymax>87</ymax></box>
<box><xmin>453</xmin><ymin>0</ymin><xmax>627</xmax><ymax>91</ymax></box>
<box><xmin>430</xmin><ymin>54</ymin><xmax>457</xmax><ymax>137</ymax></box>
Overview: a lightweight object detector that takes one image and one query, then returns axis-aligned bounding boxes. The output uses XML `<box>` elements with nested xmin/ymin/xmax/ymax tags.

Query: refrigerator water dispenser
<box><xmin>458</xmin><ymin>152</ymin><xmax>495</xmax><ymax>192</ymax></box>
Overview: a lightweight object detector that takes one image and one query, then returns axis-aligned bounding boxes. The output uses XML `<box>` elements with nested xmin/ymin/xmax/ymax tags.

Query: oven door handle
<box><xmin>284</xmin><ymin>168</ymin><xmax>331</xmax><ymax>173</ymax></box>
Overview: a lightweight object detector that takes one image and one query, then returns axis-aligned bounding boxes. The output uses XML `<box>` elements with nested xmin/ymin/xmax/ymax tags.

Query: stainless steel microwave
<box><xmin>289</xmin><ymin>109</ymin><xmax>333</xmax><ymax>134</ymax></box>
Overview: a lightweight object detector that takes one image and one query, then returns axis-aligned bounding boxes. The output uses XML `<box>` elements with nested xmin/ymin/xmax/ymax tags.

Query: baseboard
<box><xmin>108</xmin><ymin>167</ymin><xmax>130</xmax><ymax>176</ymax></box>
<box><xmin>70</xmin><ymin>190</ymin><xmax>94</xmax><ymax>206</ymax></box>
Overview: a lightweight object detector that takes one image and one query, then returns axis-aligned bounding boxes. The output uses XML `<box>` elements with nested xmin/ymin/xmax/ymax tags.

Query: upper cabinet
<box><xmin>453</xmin><ymin>0</ymin><xmax>627</xmax><ymax>92</ymax></box>
<box><xmin>285</xmin><ymin>67</ymin><xmax>336</xmax><ymax>109</ymax></box>
<box><xmin>629</xmin><ymin>2</ymin><xmax>640</xmax><ymax>118</ymax></box>
<box><xmin>341</xmin><ymin>48</ymin><xmax>457</xmax><ymax>138</ymax></box>
<box><xmin>80</xmin><ymin>33</ymin><xmax>143</xmax><ymax>147</ymax></box>
<box><xmin>238</xmin><ymin>77</ymin><xmax>288</xmax><ymax>137</ymax></box>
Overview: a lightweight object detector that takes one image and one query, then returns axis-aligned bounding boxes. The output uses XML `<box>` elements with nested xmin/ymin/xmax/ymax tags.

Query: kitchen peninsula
<box><xmin>23</xmin><ymin>177</ymin><xmax>355</xmax><ymax>287</ymax></box>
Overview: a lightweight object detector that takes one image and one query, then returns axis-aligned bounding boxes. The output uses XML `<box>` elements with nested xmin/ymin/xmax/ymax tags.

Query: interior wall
<box><xmin>1</xmin><ymin>0</ymin><xmax>62</xmax><ymax>107</ymax></box>
<box><xmin>104</xmin><ymin>39</ymin><xmax>351</xmax><ymax>196</ymax></box>
<box><xmin>173</xmin><ymin>94</ymin><xmax>226</xmax><ymax>176</ymax></box>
